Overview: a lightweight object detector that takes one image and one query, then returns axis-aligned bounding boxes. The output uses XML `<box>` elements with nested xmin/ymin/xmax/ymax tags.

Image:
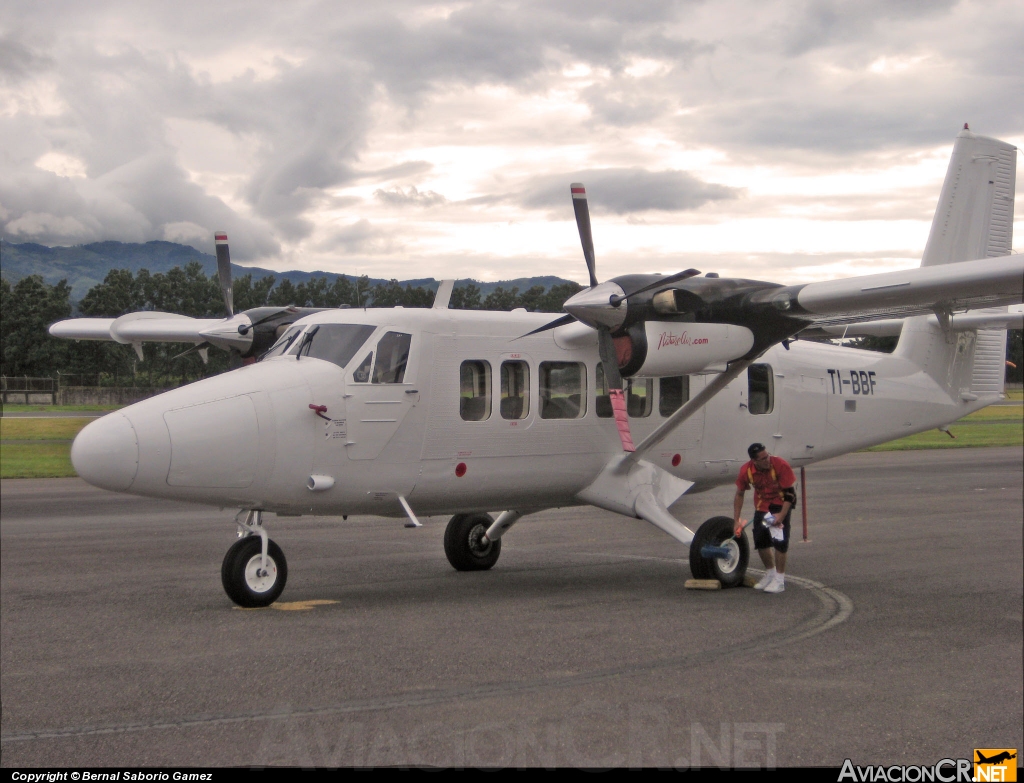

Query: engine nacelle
<box><xmin>618</xmin><ymin>321</ymin><xmax>754</xmax><ymax>378</ymax></box>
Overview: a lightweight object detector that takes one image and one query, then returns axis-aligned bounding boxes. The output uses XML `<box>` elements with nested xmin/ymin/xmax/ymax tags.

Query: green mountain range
<box><xmin>0</xmin><ymin>239</ymin><xmax>576</xmax><ymax>301</ymax></box>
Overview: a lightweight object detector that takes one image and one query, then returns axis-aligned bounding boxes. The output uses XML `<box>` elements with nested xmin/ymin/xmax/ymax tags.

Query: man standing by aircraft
<box><xmin>733</xmin><ymin>443</ymin><xmax>797</xmax><ymax>594</ymax></box>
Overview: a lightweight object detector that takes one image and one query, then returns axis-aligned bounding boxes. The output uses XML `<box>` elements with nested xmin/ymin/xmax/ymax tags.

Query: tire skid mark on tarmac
<box><xmin>0</xmin><ymin>566</ymin><xmax>853</xmax><ymax>745</ymax></box>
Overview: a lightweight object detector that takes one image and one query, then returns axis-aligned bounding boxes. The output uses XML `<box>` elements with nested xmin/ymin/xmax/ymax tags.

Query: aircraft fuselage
<box><xmin>70</xmin><ymin>306</ymin><xmax>994</xmax><ymax>522</ymax></box>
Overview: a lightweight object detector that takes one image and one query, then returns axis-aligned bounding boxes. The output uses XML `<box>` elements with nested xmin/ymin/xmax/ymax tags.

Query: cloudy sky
<box><xmin>2</xmin><ymin>0</ymin><xmax>1022</xmax><ymax>285</ymax></box>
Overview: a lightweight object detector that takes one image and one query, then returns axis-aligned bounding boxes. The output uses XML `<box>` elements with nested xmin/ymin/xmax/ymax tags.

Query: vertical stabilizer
<box><xmin>921</xmin><ymin>127</ymin><xmax>1016</xmax><ymax>266</ymax></box>
<box><xmin>897</xmin><ymin>128</ymin><xmax>1017</xmax><ymax>398</ymax></box>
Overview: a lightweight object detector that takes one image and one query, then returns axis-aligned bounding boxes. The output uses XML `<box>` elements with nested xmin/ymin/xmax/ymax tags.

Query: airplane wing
<box><xmin>50</xmin><ymin>312</ymin><xmax>225</xmax><ymax>345</ymax></box>
<box><xmin>756</xmin><ymin>254</ymin><xmax>1024</xmax><ymax>323</ymax></box>
<box><xmin>799</xmin><ymin>306</ymin><xmax>1024</xmax><ymax>339</ymax></box>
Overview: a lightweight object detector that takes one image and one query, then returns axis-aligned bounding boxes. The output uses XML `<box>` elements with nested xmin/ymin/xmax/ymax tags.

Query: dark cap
<box><xmin>747</xmin><ymin>443</ymin><xmax>767</xmax><ymax>459</ymax></box>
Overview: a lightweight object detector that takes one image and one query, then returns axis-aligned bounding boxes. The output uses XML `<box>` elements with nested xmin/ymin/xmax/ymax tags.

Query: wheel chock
<box><xmin>685</xmin><ymin>578</ymin><xmax>722</xmax><ymax>590</ymax></box>
<box><xmin>742</xmin><ymin>574</ymin><xmax>759</xmax><ymax>588</ymax></box>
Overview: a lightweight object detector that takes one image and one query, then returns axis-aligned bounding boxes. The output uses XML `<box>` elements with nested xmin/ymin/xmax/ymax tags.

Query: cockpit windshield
<box><xmin>261</xmin><ymin>325</ymin><xmax>303</xmax><ymax>359</ymax></box>
<box><xmin>296</xmin><ymin>324</ymin><xmax>377</xmax><ymax>368</ymax></box>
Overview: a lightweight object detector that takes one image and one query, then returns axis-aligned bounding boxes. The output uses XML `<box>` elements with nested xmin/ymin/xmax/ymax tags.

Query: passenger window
<box><xmin>460</xmin><ymin>361</ymin><xmax>491</xmax><ymax>421</ymax></box>
<box><xmin>594</xmin><ymin>365</ymin><xmax>651</xmax><ymax>417</ymax></box>
<box><xmin>659</xmin><ymin>376</ymin><xmax>690</xmax><ymax>416</ymax></box>
<box><xmin>352</xmin><ymin>352</ymin><xmax>373</xmax><ymax>382</ymax></box>
<box><xmin>595</xmin><ymin>363</ymin><xmax>612</xmax><ymax>418</ymax></box>
<box><xmin>298</xmin><ymin>324</ymin><xmax>376</xmax><ymax>368</ymax></box>
<box><xmin>748</xmin><ymin>364</ymin><xmax>774</xmax><ymax>414</ymax></box>
<box><xmin>500</xmin><ymin>361</ymin><xmax>529</xmax><ymax>420</ymax></box>
<box><xmin>627</xmin><ymin>378</ymin><xmax>653</xmax><ymax>418</ymax></box>
<box><xmin>372</xmin><ymin>332</ymin><xmax>412</xmax><ymax>384</ymax></box>
<box><xmin>540</xmin><ymin>362</ymin><xmax>585</xmax><ymax>419</ymax></box>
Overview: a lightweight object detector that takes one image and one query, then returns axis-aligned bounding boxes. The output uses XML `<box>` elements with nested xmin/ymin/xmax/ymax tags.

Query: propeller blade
<box><xmin>611</xmin><ymin>268</ymin><xmax>702</xmax><ymax>306</ymax></box>
<box><xmin>215</xmin><ymin>232</ymin><xmax>234</xmax><ymax>317</ymax></box>
<box><xmin>571</xmin><ymin>183</ymin><xmax>599</xmax><ymax>288</ymax></box>
<box><xmin>172</xmin><ymin>341</ymin><xmax>211</xmax><ymax>362</ymax></box>
<box><xmin>597</xmin><ymin>327</ymin><xmax>635</xmax><ymax>452</ymax></box>
<box><xmin>515</xmin><ymin>313</ymin><xmax>577</xmax><ymax>339</ymax></box>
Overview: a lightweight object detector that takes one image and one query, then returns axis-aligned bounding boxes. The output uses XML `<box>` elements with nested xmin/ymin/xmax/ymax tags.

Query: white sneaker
<box><xmin>753</xmin><ymin>571</ymin><xmax>776</xmax><ymax>590</ymax></box>
<box><xmin>763</xmin><ymin>575</ymin><xmax>785</xmax><ymax>594</ymax></box>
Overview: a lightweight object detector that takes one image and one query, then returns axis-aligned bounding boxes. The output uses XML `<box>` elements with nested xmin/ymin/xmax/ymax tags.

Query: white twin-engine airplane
<box><xmin>51</xmin><ymin>128</ymin><xmax>1024</xmax><ymax>607</ymax></box>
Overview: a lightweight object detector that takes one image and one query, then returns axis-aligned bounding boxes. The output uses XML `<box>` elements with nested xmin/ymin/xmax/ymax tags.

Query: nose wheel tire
<box><xmin>689</xmin><ymin>515</ymin><xmax>749</xmax><ymax>588</ymax></box>
<box><xmin>444</xmin><ymin>513</ymin><xmax>501</xmax><ymax>571</ymax></box>
<box><xmin>221</xmin><ymin>536</ymin><xmax>288</xmax><ymax>607</ymax></box>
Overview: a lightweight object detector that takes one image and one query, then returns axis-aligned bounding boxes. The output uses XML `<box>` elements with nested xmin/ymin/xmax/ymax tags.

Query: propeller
<box><xmin>171</xmin><ymin>342</ymin><xmax>210</xmax><ymax>364</ymax></box>
<box><xmin>215</xmin><ymin>232</ymin><xmax>234</xmax><ymax>317</ymax></box>
<box><xmin>570</xmin><ymin>183</ymin><xmax>635</xmax><ymax>452</ymax></box>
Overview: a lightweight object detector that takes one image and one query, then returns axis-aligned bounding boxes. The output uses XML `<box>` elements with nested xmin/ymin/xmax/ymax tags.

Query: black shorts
<box><xmin>752</xmin><ymin>504</ymin><xmax>791</xmax><ymax>553</ymax></box>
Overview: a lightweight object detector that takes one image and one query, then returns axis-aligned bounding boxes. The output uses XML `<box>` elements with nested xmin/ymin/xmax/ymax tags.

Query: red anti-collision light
<box><xmin>455</xmin><ymin>462</ymin><xmax>467</xmax><ymax>477</ymax></box>
<box><xmin>671</xmin><ymin>454</ymin><xmax>681</xmax><ymax>467</ymax></box>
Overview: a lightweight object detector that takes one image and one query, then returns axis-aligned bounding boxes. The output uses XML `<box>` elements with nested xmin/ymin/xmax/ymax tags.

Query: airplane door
<box><xmin>701</xmin><ymin>363</ymin><xmax>781</xmax><ymax>472</ymax></box>
<box><xmin>345</xmin><ymin>329</ymin><xmax>421</xmax><ymax>461</ymax></box>
<box><xmin>777</xmin><ymin>373</ymin><xmax>826</xmax><ymax>465</ymax></box>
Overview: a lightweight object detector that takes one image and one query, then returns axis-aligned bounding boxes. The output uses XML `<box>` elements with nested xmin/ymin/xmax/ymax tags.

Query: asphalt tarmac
<box><xmin>1</xmin><ymin>447</ymin><xmax>1021</xmax><ymax>769</ymax></box>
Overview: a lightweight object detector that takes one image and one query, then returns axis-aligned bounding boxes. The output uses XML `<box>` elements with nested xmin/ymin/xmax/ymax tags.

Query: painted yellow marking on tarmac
<box><xmin>232</xmin><ymin>600</ymin><xmax>339</xmax><ymax>612</ymax></box>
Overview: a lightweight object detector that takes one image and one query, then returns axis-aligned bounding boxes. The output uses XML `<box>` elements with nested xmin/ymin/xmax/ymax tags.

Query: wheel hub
<box><xmin>467</xmin><ymin>524</ymin><xmax>492</xmax><ymax>556</ymax></box>
<box><xmin>244</xmin><ymin>555</ymin><xmax>278</xmax><ymax>593</ymax></box>
<box><xmin>716</xmin><ymin>538</ymin><xmax>741</xmax><ymax>575</ymax></box>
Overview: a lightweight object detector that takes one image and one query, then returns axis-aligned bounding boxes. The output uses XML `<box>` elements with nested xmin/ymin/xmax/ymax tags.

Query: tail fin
<box><xmin>921</xmin><ymin>127</ymin><xmax>1016</xmax><ymax>265</ymax></box>
<box><xmin>896</xmin><ymin>128</ymin><xmax>1017</xmax><ymax>399</ymax></box>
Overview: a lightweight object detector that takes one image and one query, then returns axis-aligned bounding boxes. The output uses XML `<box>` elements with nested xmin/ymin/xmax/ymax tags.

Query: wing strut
<box><xmin>628</xmin><ymin>359</ymin><xmax>753</xmax><ymax>463</ymax></box>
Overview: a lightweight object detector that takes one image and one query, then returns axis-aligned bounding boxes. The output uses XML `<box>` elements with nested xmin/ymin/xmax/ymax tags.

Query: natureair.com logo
<box><xmin>657</xmin><ymin>331</ymin><xmax>709</xmax><ymax>350</ymax></box>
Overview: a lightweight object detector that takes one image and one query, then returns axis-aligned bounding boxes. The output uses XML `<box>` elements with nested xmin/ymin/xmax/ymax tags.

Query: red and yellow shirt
<box><xmin>735</xmin><ymin>456</ymin><xmax>796</xmax><ymax>512</ymax></box>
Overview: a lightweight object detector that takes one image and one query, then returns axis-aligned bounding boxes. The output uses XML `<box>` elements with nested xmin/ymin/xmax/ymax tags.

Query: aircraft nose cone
<box><xmin>71</xmin><ymin>413</ymin><xmax>139</xmax><ymax>491</ymax></box>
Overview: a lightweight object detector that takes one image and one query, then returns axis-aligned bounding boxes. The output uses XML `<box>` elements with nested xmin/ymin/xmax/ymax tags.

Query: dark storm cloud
<box><xmin>0</xmin><ymin>34</ymin><xmax>51</xmax><ymax>83</ymax></box>
<box><xmin>337</xmin><ymin>0</ymin><xmax>699</xmax><ymax>98</ymax></box>
<box><xmin>519</xmin><ymin>169</ymin><xmax>740</xmax><ymax>214</ymax></box>
<box><xmin>1</xmin><ymin>0</ymin><xmax>1021</xmax><ymax>265</ymax></box>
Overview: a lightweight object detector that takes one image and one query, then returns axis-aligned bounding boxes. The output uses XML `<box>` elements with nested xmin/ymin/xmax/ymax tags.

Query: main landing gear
<box><xmin>689</xmin><ymin>515</ymin><xmax>749</xmax><ymax>588</ymax></box>
<box><xmin>222</xmin><ymin>510</ymin><xmax>288</xmax><ymax>607</ymax></box>
<box><xmin>444</xmin><ymin>513</ymin><xmax>501</xmax><ymax>571</ymax></box>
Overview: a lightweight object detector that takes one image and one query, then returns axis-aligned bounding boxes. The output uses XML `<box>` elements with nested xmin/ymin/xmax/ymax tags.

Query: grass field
<box><xmin>0</xmin><ymin>417</ymin><xmax>93</xmax><ymax>478</ymax></box>
<box><xmin>1</xmin><ymin>401</ymin><xmax>1020</xmax><ymax>479</ymax></box>
<box><xmin>0</xmin><ymin>404</ymin><xmax>123</xmax><ymax>413</ymax></box>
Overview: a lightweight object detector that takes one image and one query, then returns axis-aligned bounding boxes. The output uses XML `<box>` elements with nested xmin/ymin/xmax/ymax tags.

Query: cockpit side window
<box><xmin>353</xmin><ymin>352</ymin><xmax>373</xmax><ymax>383</ymax></box>
<box><xmin>261</xmin><ymin>325</ymin><xmax>304</xmax><ymax>359</ymax></box>
<box><xmin>298</xmin><ymin>324</ymin><xmax>376</xmax><ymax>368</ymax></box>
<box><xmin>371</xmin><ymin>331</ymin><xmax>412</xmax><ymax>384</ymax></box>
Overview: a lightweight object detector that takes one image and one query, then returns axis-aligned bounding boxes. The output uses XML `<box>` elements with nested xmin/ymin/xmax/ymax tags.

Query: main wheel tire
<box><xmin>444</xmin><ymin>513</ymin><xmax>501</xmax><ymax>571</ymax></box>
<box><xmin>221</xmin><ymin>536</ymin><xmax>288</xmax><ymax>607</ymax></box>
<box><xmin>688</xmin><ymin>515</ymin><xmax>749</xmax><ymax>588</ymax></box>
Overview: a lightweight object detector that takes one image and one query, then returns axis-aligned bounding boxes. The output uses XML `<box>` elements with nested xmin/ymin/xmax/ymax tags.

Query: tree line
<box><xmin>0</xmin><ymin>262</ymin><xmax>583</xmax><ymax>386</ymax></box>
<box><xmin>3</xmin><ymin>263</ymin><xmax>1020</xmax><ymax>388</ymax></box>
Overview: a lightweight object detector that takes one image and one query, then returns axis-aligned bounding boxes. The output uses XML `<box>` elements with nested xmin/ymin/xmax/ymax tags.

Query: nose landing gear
<box><xmin>222</xmin><ymin>510</ymin><xmax>288</xmax><ymax>607</ymax></box>
<box><xmin>444</xmin><ymin>513</ymin><xmax>501</xmax><ymax>571</ymax></box>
